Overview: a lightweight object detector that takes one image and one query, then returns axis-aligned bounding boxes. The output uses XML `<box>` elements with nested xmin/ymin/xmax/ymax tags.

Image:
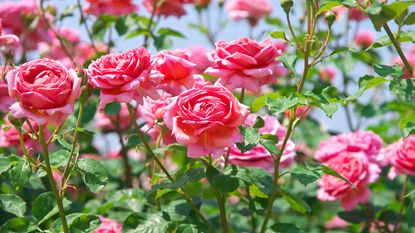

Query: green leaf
<box><xmin>366</xmin><ymin>1</ymin><xmax>414</xmax><ymax>31</ymax></box>
<box><xmin>338</xmin><ymin>210</ymin><xmax>368</xmax><ymax>223</ymax></box>
<box><xmin>77</xmin><ymin>158</ymin><xmax>108</xmax><ymax>193</ymax></box>
<box><xmin>368</xmin><ymin>31</ymin><xmax>415</xmax><ymax>49</ymax></box>
<box><xmin>206</xmin><ymin>166</ymin><xmax>239</xmax><ymax>193</ymax></box>
<box><xmin>268</xmin><ymin>223</ymin><xmax>300</xmax><ymax>233</ymax></box>
<box><xmin>9</xmin><ymin>158</ymin><xmax>31</xmax><ymax>189</ymax></box>
<box><xmin>176</xmin><ymin>224</ymin><xmax>206</xmax><ymax>233</ymax></box>
<box><xmin>0</xmin><ymin>156</ymin><xmax>13</xmax><ymax>175</ymax></box>
<box><xmin>60</xmin><ymin>4</ymin><xmax>77</xmax><ymax>19</ymax></box>
<box><xmin>0</xmin><ymin>194</ymin><xmax>26</xmax><ymax>217</ymax></box>
<box><xmin>316</xmin><ymin>1</ymin><xmax>342</xmax><ymax>16</ymax></box>
<box><xmin>32</xmin><ymin>192</ymin><xmax>71</xmax><ymax>223</ymax></box>
<box><xmin>408</xmin><ymin>197</ymin><xmax>415</xmax><ymax>228</ymax></box>
<box><xmin>403</xmin><ymin>12</ymin><xmax>415</xmax><ymax>25</ymax></box>
<box><xmin>266</xmin><ymin>95</ymin><xmax>298</xmax><ymax>115</ymax></box>
<box><xmin>247</xmin><ymin>167</ymin><xmax>273</xmax><ymax>196</ymax></box>
<box><xmin>244</xmin><ymin>127</ymin><xmax>261</xmax><ymax>145</ymax></box>
<box><xmin>373</xmin><ymin>64</ymin><xmax>403</xmax><ymax>78</ymax></box>
<box><xmin>347</xmin><ymin>75</ymin><xmax>389</xmax><ymax>101</ymax></box>
<box><xmin>389</xmin><ymin>78</ymin><xmax>415</xmax><ymax>103</ymax></box>
<box><xmin>158</xmin><ymin>27</ymin><xmax>186</xmax><ymax>38</ymax></box>
<box><xmin>260</xmin><ymin>139</ymin><xmax>281</xmax><ymax>155</ymax></box>
<box><xmin>270</xmin><ymin>31</ymin><xmax>286</xmax><ymax>40</ymax></box>
<box><xmin>69</xmin><ymin>214</ymin><xmax>101</xmax><ymax>233</ymax></box>
<box><xmin>280</xmin><ymin>189</ymin><xmax>310</xmax><ymax>214</ymax></box>
<box><xmin>50</xmin><ymin>150</ymin><xmax>71</xmax><ymax>168</ymax></box>
<box><xmin>123</xmin><ymin>213</ymin><xmax>174</xmax><ymax>233</ymax></box>
<box><xmin>104</xmin><ymin>102</ymin><xmax>121</xmax><ymax>115</ymax></box>
<box><xmin>321</xmin><ymin>164</ymin><xmax>357</xmax><ymax>189</ymax></box>
<box><xmin>252</xmin><ymin>116</ymin><xmax>265</xmax><ymax>129</ymax></box>
<box><xmin>251</xmin><ymin>92</ymin><xmax>280</xmax><ymax>112</ymax></box>
<box><xmin>115</xmin><ymin>17</ymin><xmax>128</xmax><ymax>36</ymax></box>
<box><xmin>277</xmin><ymin>54</ymin><xmax>297</xmax><ymax>72</ymax></box>
<box><xmin>290</xmin><ymin>165</ymin><xmax>322</xmax><ymax>187</ymax></box>
<box><xmin>0</xmin><ymin>217</ymin><xmax>32</xmax><ymax>233</ymax></box>
<box><xmin>400</xmin><ymin>112</ymin><xmax>415</xmax><ymax>137</ymax></box>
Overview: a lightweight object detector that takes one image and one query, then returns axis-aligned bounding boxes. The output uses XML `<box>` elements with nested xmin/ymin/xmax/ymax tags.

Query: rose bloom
<box><xmin>93</xmin><ymin>216</ymin><xmax>122</xmax><ymax>233</ymax></box>
<box><xmin>0</xmin><ymin>1</ymin><xmax>53</xmax><ymax>50</ymax></box>
<box><xmin>354</xmin><ymin>30</ymin><xmax>375</xmax><ymax>48</ymax></box>
<box><xmin>163</xmin><ymin>82</ymin><xmax>249</xmax><ymax>158</ymax></box>
<box><xmin>284</xmin><ymin>105</ymin><xmax>310</xmax><ymax>119</ymax></box>
<box><xmin>87</xmin><ymin>48</ymin><xmax>163</xmax><ymax>109</ymax></box>
<box><xmin>153</xmin><ymin>49</ymin><xmax>199</xmax><ymax>95</ymax></box>
<box><xmin>84</xmin><ymin>0</ymin><xmax>138</xmax><ymax>16</ymax></box>
<box><xmin>95</xmin><ymin>103</ymin><xmax>136</xmax><ymax>131</ymax></box>
<box><xmin>392</xmin><ymin>49</ymin><xmax>415</xmax><ymax>79</ymax></box>
<box><xmin>325</xmin><ymin>216</ymin><xmax>349</xmax><ymax>229</ymax></box>
<box><xmin>7</xmin><ymin>59</ymin><xmax>81</xmax><ymax>126</ymax></box>
<box><xmin>0</xmin><ymin>19</ymin><xmax>19</xmax><ymax>46</ymax></box>
<box><xmin>0</xmin><ymin>76</ymin><xmax>15</xmax><ymax>113</ymax></box>
<box><xmin>206</xmin><ymin>37</ymin><xmax>287</xmax><ymax>91</ymax></box>
<box><xmin>320</xmin><ymin>67</ymin><xmax>337</xmax><ymax>82</ymax></box>
<box><xmin>228</xmin><ymin>114</ymin><xmax>296</xmax><ymax>172</ymax></box>
<box><xmin>225</xmin><ymin>0</ymin><xmax>273</xmax><ymax>26</ymax></box>
<box><xmin>188</xmin><ymin>46</ymin><xmax>215</xmax><ymax>74</ymax></box>
<box><xmin>315</xmin><ymin>131</ymin><xmax>383</xmax><ymax>166</ymax></box>
<box><xmin>317</xmin><ymin>151</ymin><xmax>381</xmax><ymax>211</ymax></box>
<box><xmin>349</xmin><ymin>7</ymin><xmax>367</xmax><ymax>21</ymax></box>
<box><xmin>389</xmin><ymin>136</ymin><xmax>415</xmax><ymax>178</ymax></box>
<box><xmin>143</xmin><ymin>0</ymin><xmax>193</xmax><ymax>18</ymax></box>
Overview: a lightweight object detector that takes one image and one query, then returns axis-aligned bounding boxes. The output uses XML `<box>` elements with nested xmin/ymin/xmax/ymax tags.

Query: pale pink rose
<box><xmin>349</xmin><ymin>7</ymin><xmax>367</xmax><ymax>21</ymax></box>
<box><xmin>153</xmin><ymin>49</ymin><xmax>199</xmax><ymax>95</ymax></box>
<box><xmin>0</xmin><ymin>1</ymin><xmax>54</xmax><ymax>50</ymax></box>
<box><xmin>143</xmin><ymin>0</ymin><xmax>193</xmax><ymax>18</ymax></box>
<box><xmin>87</xmin><ymin>48</ymin><xmax>163</xmax><ymax>109</ymax></box>
<box><xmin>320</xmin><ymin>67</ymin><xmax>337</xmax><ymax>81</ymax></box>
<box><xmin>188</xmin><ymin>46</ymin><xmax>215</xmax><ymax>74</ymax></box>
<box><xmin>163</xmin><ymin>82</ymin><xmax>249</xmax><ymax>158</ymax></box>
<box><xmin>0</xmin><ymin>19</ymin><xmax>19</xmax><ymax>46</ymax></box>
<box><xmin>228</xmin><ymin>114</ymin><xmax>296</xmax><ymax>172</ymax></box>
<box><xmin>93</xmin><ymin>216</ymin><xmax>122</xmax><ymax>233</ymax></box>
<box><xmin>95</xmin><ymin>103</ymin><xmax>136</xmax><ymax>131</ymax></box>
<box><xmin>378</xmin><ymin>140</ymin><xmax>402</xmax><ymax>173</ymax></box>
<box><xmin>317</xmin><ymin>151</ymin><xmax>380</xmax><ymax>211</ymax></box>
<box><xmin>84</xmin><ymin>0</ymin><xmax>138</xmax><ymax>16</ymax></box>
<box><xmin>274</xmin><ymin>40</ymin><xmax>288</xmax><ymax>52</ymax></box>
<box><xmin>315</xmin><ymin>131</ymin><xmax>383</xmax><ymax>166</ymax></box>
<box><xmin>7</xmin><ymin>59</ymin><xmax>81</xmax><ymax>126</ymax></box>
<box><xmin>225</xmin><ymin>0</ymin><xmax>273</xmax><ymax>25</ymax></box>
<box><xmin>392</xmin><ymin>50</ymin><xmax>415</xmax><ymax>79</ymax></box>
<box><xmin>0</xmin><ymin>78</ymin><xmax>15</xmax><ymax>113</ymax></box>
<box><xmin>354</xmin><ymin>30</ymin><xmax>375</xmax><ymax>48</ymax></box>
<box><xmin>206</xmin><ymin>38</ymin><xmax>287</xmax><ymax>91</ymax></box>
<box><xmin>389</xmin><ymin>136</ymin><xmax>415</xmax><ymax>178</ymax></box>
<box><xmin>325</xmin><ymin>216</ymin><xmax>349</xmax><ymax>229</ymax></box>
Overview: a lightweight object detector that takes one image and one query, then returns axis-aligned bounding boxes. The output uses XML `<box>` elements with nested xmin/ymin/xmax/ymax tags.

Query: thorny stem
<box><xmin>126</xmin><ymin>103</ymin><xmax>215</xmax><ymax>232</ymax></box>
<box><xmin>39</xmin><ymin>125</ymin><xmax>69</xmax><ymax>233</ymax></box>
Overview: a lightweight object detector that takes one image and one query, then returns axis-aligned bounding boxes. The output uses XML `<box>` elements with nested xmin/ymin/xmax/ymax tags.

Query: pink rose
<box><xmin>163</xmin><ymin>82</ymin><xmax>249</xmax><ymax>158</ymax></box>
<box><xmin>284</xmin><ymin>105</ymin><xmax>310</xmax><ymax>119</ymax></box>
<box><xmin>143</xmin><ymin>0</ymin><xmax>192</xmax><ymax>18</ymax></box>
<box><xmin>315</xmin><ymin>131</ymin><xmax>383</xmax><ymax>166</ymax></box>
<box><xmin>0</xmin><ymin>19</ymin><xmax>19</xmax><ymax>46</ymax></box>
<box><xmin>95</xmin><ymin>103</ymin><xmax>137</xmax><ymax>131</ymax></box>
<box><xmin>354</xmin><ymin>30</ymin><xmax>375</xmax><ymax>48</ymax></box>
<box><xmin>87</xmin><ymin>48</ymin><xmax>163</xmax><ymax>109</ymax></box>
<box><xmin>228</xmin><ymin>114</ymin><xmax>296</xmax><ymax>172</ymax></box>
<box><xmin>7</xmin><ymin>59</ymin><xmax>81</xmax><ymax>126</ymax></box>
<box><xmin>225</xmin><ymin>0</ymin><xmax>273</xmax><ymax>26</ymax></box>
<box><xmin>389</xmin><ymin>136</ymin><xmax>415</xmax><ymax>178</ymax></box>
<box><xmin>93</xmin><ymin>216</ymin><xmax>122</xmax><ymax>233</ymax></box>
<box><xmin>187</xmin><ymin>46</ymin><xmax>215</xmax><ymax>74</ymax></box>
<box><xmin>349</xmin><ymin>7</ymin><xmax>367</xmax><ymax>21</ymax></box>
<box><xmin>84</xmin><ymin>0</ymin><xmax>138</xmax><ymax>16</ymax></box>
<box><xmin>392</xmin><ymin>49</ymin><xmax>415</xmax><ymax>79</ymax></box>
<box><xmin>325</xmin><ymin>216</ymin><xmax>349</xmax><ymax>229</ymax></box>
<box><xmin>320</xmin><ymin>67</ymin><xmax>337</xmax><ymax>82</ymax></box>
<box><xmin>317</xmin><ymin>151</ymin><xmax>380</xmax><ymax>211</ymax></box>
<box><xmin>331</xmin><ymin>6</ymin><xmax>348</xmax><ymax>21</ymax></box>
<box><xmin>206</xmin><ymin>37</ymin><xmax>287</xmax><ymax>91</ymax></box>
<box><xmin>0</xmin><ymin>78</ymin><xmax>15</xmax><ymax>113</ymax></box>
<box><xmin>153</xmin><ymin>49</ymin><xmax>199</xmax><ymax>95</ymax></box>
<box><xmin>0</xmin><ymin>1</ymin><xmax>53</xmax><ymax>50</ymax></box>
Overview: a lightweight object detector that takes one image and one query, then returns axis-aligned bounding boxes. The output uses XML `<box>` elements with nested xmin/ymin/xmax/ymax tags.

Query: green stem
<box><xmin>240</xmin><ymin>88</ymin><xmax>246</xmax><ymax>103</ymax></box>
<box><xmin>214</xmin><ymin>189</ymin><xmax>228</xmax><ymax>233</ymax></box>
<box><xmin>17</xmin><ymin>128</ymin><xmax>40</xmax><ymax>168</ymax></box>
<box><xmin>115</xmin><ymin>115</ymin><xmax>132</xmax><ymax>187</ymax></box>
<box><xmin>246</xmin><ymin>187</ymin><xmax>257</xmax><ymax>232</ymax></box>
<box><xmin>383</xmin><ymin>24</ymin><xmax>413</xmax><ymax>75</ymax></box>
<box><xmin>76</xmin><ymin>0</ymin><xmax>99</xmax><ymax>53</ymax></box>
<box><xmin>39</xmin><ymin>125</ymin><xmax>69</xmax><ymax>233</ymax></box>
<box><xmin>127</xmin><ymin>103</ymin><xmax>214</xmax><ymax>232</ymax></box>
<box><xmin>393</xmin><ymin>175</ymin><xmax>409</xmax><ymax>233</ymax></box>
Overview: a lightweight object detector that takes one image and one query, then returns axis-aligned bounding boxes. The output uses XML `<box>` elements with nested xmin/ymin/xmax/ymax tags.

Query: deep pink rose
<box><xmin>228</xmin><ymin>114</ymin><xmax>296</xmax><ymax>172</ymax></box>
<box><xmin>7</xmin><ymin>59</ymin><xmax>81</xmax><ymax>126</ymax></box>
<box><xmin>354</xmin><ymin>30</ymin><xmax>375</xmax><ymax>48</ymax></box>
<box><xmin>315</xmin><ymin>131</ymin><xmax>383</xmax><ymax>166</ymax></box>
<box><xmin>153</xmin><ymin>49</ymin><xmax>199</xmax><ymax>95</ymax></box>
<box><xmin>0</xmin><ymin>78</ymin><xmax>15</xmax><ymax>113</ymax></box>
<box><xmin>389</xmin><ymin>136</ymin><xmax>415</xmax><ymax>178</ymax></box>
<box><xmin>163</xmin><ymin>82</ymin><xmax>249</xmax><ymax>158</ymax></box>
<box><xmin>0</xmin><ymin>1</ymin><xmax>53</xmax><ymax>50</ymax></box>
<box><xmin>93</xmin><ymin>216</ymin><xmax>122</xmax><ymax>233</ymax></box>
<box><xmin>206</xmin><ymin>37</ymin><xmax>287</xmax><ymax>91</ymax></box>
<box><xmin>320</xmin><ymin>67</ymin><xmax>337</xmax><ymax>82</ymax></box>
<box><xmin>95</xmin><ymin>103</ymin><xmax>137</xmax><ymax>131</ymax></box>
<box><xmin>317</xmin><ymin>151</ymin><xmax>380</xmax><ymax>211</ymax></box>
<box><xmin>143</xmin><ymin>0</ymin><xmax>192</xmax><ymax>18</ymax></box>
<box><xmin>87</xmin><ymin>48</ymin><xmax>163</xmax><ymax>109</ymax></box>
<box><xmin>225</xmin><ymin>0</ymin><xmax>273</xmax><ymax>25</ymax></box>
<box><xmin>84</xmin><ymin>0</ymin><xmax>138</xmax><ymax>16</ymax></box>
<box><xmin>349</xmin><ymin>7</ymin><xmax>367</xmax><ymax>21</ymax></box>
<box><xmin>188</xmin><ymin>46</ymin><xmax>215</xmax><ymax>74</ymax></box>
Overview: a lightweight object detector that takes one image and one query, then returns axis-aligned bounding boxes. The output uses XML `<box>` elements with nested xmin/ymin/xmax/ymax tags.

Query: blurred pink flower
<box><xmin>187</xmin><ymin>46</ymin><xmax>214</xmax><ymax>74</ymax></box>
<box><xmin>225</xmin><ymin>0</ymin><xmax>273</xmax><ymax>26</ymax></box>
<box><xmin>392</xmin><ymin>48</ymin><xmax>415</xmax><ymax>79</ymax></box>
<box><xmin>228</xmin><ymin>114</ymin><xmax>296</xmax><ymax>172</ymax></box>
<box><xmin>349</xmin><ymin>7</ymin><xmax>367</xmax><ymax>21</ymax></box>
<box><xmin>354</xmin><ymin>30</ymin><xmax>375</xmax><ymax>48</ymax></box>
<box><xmin>0</xmin><ymin>19</ymin><xmax>19</xmax><ymax>46</ymax></box>
<box><xmin>93</xmin><ymin>216</ymin><xmax>122</xmax><ymax>233</ymax></box>
<box><xmin>84</xmin><ymin>0</ymin><xmax>138</xmax><ymax>16</ymax></box>
<box><xmin>331</xmin><ymin>6</ymin><xmax>348</xmax><ymax>21</ymax></box>
<box><xmin>95</xmin><ymin>103</ymin><xmax>136</xmax><ymax>131</ymax></box>
<box><xmin>206</xmin><ymin>37</ymin><xmax>287</xmax><ymax>91</ymax></box>
<box><xmin>325</xmin><ymin>216</ymin><xmax>349</xmax><ymax>229</ymax></box>
<box><xmin>143</xmin><ymin>0</ymin><xmax>193</xmax><ymax>18</ymax></box>
<box><xmin>0</xmin><ymin>76</ymin><xmax>15</xmax><ymax>113</ymax></box>
<box><xmin>320</xmin><ymin>67</ymin><xmax>336</xmax><ymax>82</ymax></box>
<box><xmin>284</xmin><ymin>105</ymin><xmax>310</xmax><ymax>119</ymax></box>
<box><xmin>389</xmin><ymin>136</ymin><xmax>415</xmax><ymax>178</ymax></box>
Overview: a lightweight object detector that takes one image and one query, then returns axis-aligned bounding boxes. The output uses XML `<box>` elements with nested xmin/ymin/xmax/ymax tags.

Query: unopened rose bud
<box><xmin>324</xmin><ymin>11</ymin><xmax>336</xmax><ymax>26</ymax></box>
<box><xmin>281</xmin><ymin>0</ymin><xmax>293</xmax><ymax>13</ymax></box>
